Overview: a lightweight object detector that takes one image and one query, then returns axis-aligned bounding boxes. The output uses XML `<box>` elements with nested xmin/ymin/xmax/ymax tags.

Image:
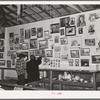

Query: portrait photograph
<box><xmin>75</xmin><ymin>59</ymin><xmax>79</xmax><ymax>66</ymax></box>
<box><xmin>44</xmin><ymin>31</ymin><xmax>49</xmax><ymax>39</ymax></box>
<box><xmin>30</xmin><ymin>39</ymin><xmax>38</xmax><ymax>49</ymax></box>
<box><xmin>39</xmin><ymin>40</ymin><xmax>48</xmax><ymax>49</ymax></box>
<box><xmin>70</xmin><ymin>17</ymin><xmax>75</xmax><ymax>26</ymax></box>
<box><xmin>51</xmin><ymin>23</ymin><xmax>59</xmax><ymax>33</ymax></box>
<box><xmin>70</xmin><ymin>50</ymin><xmax>79</xmax><ymax>58</ymax></box>
<box><xmin>25</xmin><ymin>29</ymin><xmax>31</xmax><ymax>39</ymax></box>
<box><xmin>31</xmin><ymin>27</ymin><xmax>37</xmax><ymax>36</ymax></box>
<box><xmin>69</xmin><ymin>59</ymin><xmax>73</xmax><ymax>66</ymax></box>
<box><xmin>37</xmin><ymin>27</ymin><xmax>43</xmax><ymax>38</ymax></box>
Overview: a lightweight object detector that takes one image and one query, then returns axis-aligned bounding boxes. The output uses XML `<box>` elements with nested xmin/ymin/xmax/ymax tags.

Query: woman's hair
<box><xmin>18</xmin><ymin>53</ymin><xmax>25</xmax><ymax>59</ymax></box>
<box><xmin>30</xmin><ymin>55</ymin><xmax>35</xmax><ymax>60</ymax></box>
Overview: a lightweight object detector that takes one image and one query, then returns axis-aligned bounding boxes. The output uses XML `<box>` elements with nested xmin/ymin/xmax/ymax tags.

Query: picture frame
<box><xmin>70</xmin><ymin>36</ymin><xmax>81</xmax><ymax>47</ymax></box>
<box><xmin>25</xmin><ymin>29</ymin><xmax>30</xmax><ymax>39</ymax></box>
<box><xmin>60</xmin><ymin>37</ymin><xmax>68</xmax><ymax>45</ymax></box>
<box><xmin>45</xmin><ymin>50</ymin><xmax>53</xmax><ymax>57</ymax></box>
<box><xmin>0</xmin><ymin>27</ymin><xmax>5</xmax><ymax>39</ymax></box>
<box><xmin>0</xmin><ymin>40</ymin><xmax>4</xmax><ymax>52</ymax></box>
<box><xmin>31</xmin><ymin>28</ymin><xmax>37</xmax><ymax>36</ymax></box>
<box><xmin>70</xmin><ymin>17</ymin><xmax>75</xmax><ymax>26</ymax></box>
<box><xmin>75</xmin><ymin>59</ymin><xmax>79</xmax><ymax>66</ymax></box>
<box><xmin>0</xmin><ymin>60</ymin><xmax>5</xmax><ymax>66</ymax></box>
<box><xmin>60</xmin><ymin>28</ymin><xmax>65</xmax><ymax>36</ymax></box>
<box><xmin>40</xmin><ymin>49</ymin><xmax>45</xmax><ymax>57</ymax></box>
<box><xmin>34</xmin><ymin>49</ymin><xmax>40</xmax><ymax>56</ymax></box>
<box><xmin>42</xmin><ymin>57</ymin><xmax>50</xmax><ymax>66</ymax></box>
<box><xmin>88</xmin><ymin>24</ymin><xmax>95</xmax><ymax>35</ymax></box>
<box><xmin>7</xmin><ymin>60</ymin><xmax>11</xmax><ymax>68</ymax></box>
<box><xmin>78</xmin><ymin>27</ymin><xmax>83</xmax><ymax>34</ymax></box>
<box><xmin>55</xmin><ymin>53</ymin><xmax>60</xmax><ymax>58</ymax></box>
<box><xmin>69</xmin><ymin>59</ymin><xmax>73</xmax><ymax>66</ymax></box>
<box><xmin>37</xmin><ymin>27</ymin><xmax>43</xmax><ymax>38</ymax></box>
<box><xmin>20</xmin><ymin>28</ymin><xmax>24</xmax><ymax>38</ymax></box>
<box><xmin>54</xmin><ymin>35</ymin><xmax>59</xmax><ymax>43</ymax></box>
<box><xmin>0</xmin><ymin>53</ymin><xmax>3</xmax><ymax>59</ymax></box>
<box><xmin>89</xmin><ymin>13</ymin><xmax>99</xmax><ymax>22</ymax></box>
<box><xmin>14</xmin><ymin>34</ymin><xmax>19</xmax><ymax>44</ymax></box>
<box><xmin>81</xmin><ymin>59</ymin><xmax>89</xmax><ymax>67</ymax></box>
<box><xmin>81</xmin><ymin>48</ymin><xmax>90</xmax><ymax>56</ymax></box>
<box><xmin>29</xmin><ymin>50</ymin><xmax>34</xmax><ymax>56</ymax></box>
<box><xmin>54</xmin><ymin>46</ymin><xmax>61</xmax><ymax>52</ymax></box>
<box><xmin>30</xmin><ymin>39</ymin><xmax>38</xmax><ymax>49</ymax></box>
<box><xmin>70</xmin><ymin>50</ymin><xmax>79</xmax><ymax>58</ymax></box>
<box><xmin>85</xmin><ymin>38</ymin><xmax>95</xmax><ymax>46</ymax></box>
<box><xmin>77</xmin><ymin>14</ymin><xmax>86</xmax><ymax>27</ymax></box>
<box><xmin>9</xmin><ymin>32</ymin><xmax>14</xmax><ymax>38</ymax></box>
<box><xmin>44</xmin><ymin>31</ymin><xmax>49</xmax><ymax>39</ymax></box>
<box><xmin>92</xmin><ymin>55</ymin><xmax>100</xmax><ymax>63</ymax></box>
<box><xmin>65</xmin><ymin>26</ymin><xmax>76</xmax><ymax>36</ymax></box>
<box><xmin>22</xmin><ymin>43</ymin><xmax>29</xmax><ymax>50</ymax></box>
<box><xmin>61</xmin><ymin>55</ymin><xmax>68</xmax><ymax>61</ymax></box>
<box><xmin>39</xmin><ymin>40</ymin><xmax>48</xmax><ymax>49</ymax></box>
<box><xmin>51</xmin><ymin>23</ymin><xmax>59</xmax><ymax>33</ymax></box>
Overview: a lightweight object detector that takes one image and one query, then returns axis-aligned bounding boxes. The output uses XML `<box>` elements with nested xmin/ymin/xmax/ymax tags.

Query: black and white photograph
<box><xmin>1</xmin><ymin>3</ymin><xmax>100</xmax><ymax>94</ymax></box>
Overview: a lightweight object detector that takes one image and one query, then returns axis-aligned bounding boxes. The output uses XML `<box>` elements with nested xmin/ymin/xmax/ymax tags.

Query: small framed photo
<box><xmin>69</xmin><ymin>59</ymin><xmax>73</xmax><ymax>66</ymax></box>
<box><xmin>54</xmin><ymin>35</ymin><xmax>59</xmax><ymax>43</ymax></box>
<box><xmin>0</xmin><ymin>28</ymin><xmax>5</xmax><ymax>39</ymax></box>
<box><xmin>75</xmin><ymin>59</ymin><xmax>79</xmax><ymax>66</ymax></box>
<box><xmin>45</xmin><ymin>50</ymin><xmax>53</xmax><ymax>57</ymax></box>
<box><xmin>7</xmin><ymin>60</ymin><xmax>11</xmax><ymax>68</ymax></box>
<box><xmin>20</xmin><ymin>28</ymin><xmax>24</xmax><ymax>38</ymax></box>
<box><xmin>29</xmin><ymin>50</ymin><xmax>34</xmax><ymax>56</ymax></box>
<box><xmin>44</xmin><ymin>31</ymin><xmax>49</xmax><ymax>39</ymax></box>
<box><xmin>89</xmin><ymin>13</ymin><xmax>98</xmax><ymax>22</ymax></box>
<box><xmin>55</xmin><ymin>53</ymin><xmax>60</xmax><ymax>58</ymax></box>
<box><xmin>25</xmin><ymin>29</ymin><xmax>30</xmax><ymax>39</ymax></box>
<box><xmin>92</xmin><ymin>55</ymin><xmax>100</xmax><ymax>63</ymax></box>
<box><xmin>0</xmin><ymin>53</ymin><xmax>3</xmax><ymax>59</ymax></box>
<box><xmin>88</xmin><ymin>24</ymin><xmax>95</xmax><ymax>35</ymax></box>
<box><xmin>70</xmin><ymin>36</ymin><xmax>81</xmax><ymax>47</ymax></box>
<box><xmin>70</xmin><ymin>17</ymin><xmax>75</xmax><ymax>26</ymax></box>
<box><xmin>81</xmin><ymin>59</ymin><xmax>89</xmax><ymax>67</ymax></box>
<box><xmin>39</xmin><ymin>40</ymin><xmax>48</xmax><ymax>49</ymax></box>
<box><xmin>30</xmin><ymin>39</ymin><xmax>38</xmax><ymax>49</ymax></box>
<box><xmin>0</xmin><ymin>60</ymin><xmax>5</xmax><ymax>66</ymax></box>
<box><xmin>60</xmin><ymin>37</ymin><xmax>68</xmax><ymax>45</ymax></box>
<box><xmin>54</xmin><ymin>46</ymin><xmax>61</xmax><ymax>52</ymax></box>
<box><xmin>70</xmin><ymin>50</ymin><xmax>79</xmax><ymax>58</ymax></box>
<box><xmin>60</xmin><ymin>28</ymin><xmax>65</xmax><ymax>36</ymax></box>
<box><xmin>85</xmin><ymin>38</ymin><xmax>95</xmax><ymax>46</ymax></box>
<box><xmin>9</xmin><ymin>32</ymin><xmax>14</xmax><ymax>38</ymax></box>
<box><xmin>34</xmin><ymin>49</ymin><xmax>40</xmax><ymax>56</ymax></box>
<box><xmin>22</xmin><ymin>43</ymin><xmax>29</xmax><ymax>50</ymax></box>
<box><xmin>14</xmin><ymin>34</ymin><xmax>19</xmax><ymax>44</ymax></box>
<box><xmin>77</xmin><ymin>14</ymin><xmax>86</xmax><ymax>27</ymax></box>
<box><xmin>81</xmin><ymin>48</ymin><xmax>90</xmax><ymax>56</ymax></box>
<box><xmin>61</xmin><ymin>55</ymin><xmax>68</xmax><ymax>61</ymax></box>
<box><xmin>78</xmin><ymin>27</ymin><xmax>83</xmax><ymax>34</ymax></box>
<box><xmin>51</xmin><ymin>23</ymin><xmax>59</xmax><ymax>33</ymax></box>
<box><xmin>0</xmin><ymin>40</ymin><xmax>4</xmax><ymax>52</ymax></box>
<box><xmin>31</xmin><ymin>28</ymin><xmax>37</xmax><ymax>36</ymax></box>
<box><xmin>65</xmin><ymin>26</ymin><xmax>76</xmax><ymax>36</ymax></box>
<box><xmin>37</xmin><ymin>27</ymin><xmax>43</xmax><ymax>38</ymax></box>
<box><xmin>40</xmin><ymin>49</ymin><xmax>45</xmax><ymax>57</ymax></box>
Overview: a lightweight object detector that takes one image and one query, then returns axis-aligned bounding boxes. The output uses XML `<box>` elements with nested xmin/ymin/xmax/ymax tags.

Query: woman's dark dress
<box><xmin>26</xmin><ymin>57</ymin><xmax>42</xmax><ymax>82</ymax></box>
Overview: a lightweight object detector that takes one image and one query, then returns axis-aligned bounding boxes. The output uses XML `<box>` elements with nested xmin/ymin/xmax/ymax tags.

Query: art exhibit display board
<box><xmin>5</xmin><ymin>9</ymin><xmax>100</xmax><ymax>78</ymax></box>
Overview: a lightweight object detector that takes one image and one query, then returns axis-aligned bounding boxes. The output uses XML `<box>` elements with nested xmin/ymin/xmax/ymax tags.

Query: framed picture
<box><xmin>12</xmin><ymin>59</ymin><xmax>16</xmax><ymax>65</ymax></box>
<box><xmin>25</xmin><ymin>29</ymin><xmax>30</xmax><ymax>39</ymax></box>
<box><xmin>75</xmin><ymin>59</ymin><xmax>79</xmax><ymax>66</ymax></box>
<box><xmin>19</xmin><ymin>38</ymin><xmax>24</xmax><ymax>43</ymax></box>
<box><xmin>45</xmin><ymin>50</ymin><xmax>53</xmax><ymax>57</ymax></box>
<box><xmin>22</xmin><ymin>43</ymin><xmax>29</xmax><ymax>50</ymax></box>
<box><xmin>7</xmin><ymin>60</ymin><xmax>11</xmax><ymax>68</ymax></box>
<box><xmin>30</xmin><ymin>39</ymin><xmax>38</xmax><ymax>49</ymax></box>
<box><xmin>61</xmin><ymin>55</ymin><xmax>68</xmax><ymax>61</ymax></box>
<box><xmin>81</xmin><ymin>48</ymin><xmax>90</xmax><ymax>56</ymax></box>
<box><xmin>29</xmin><ymin>50</ymin><xmax>34</xmax><ymax>56</ymax></box>
<box><xmin>0</xmin><ymin>27</ymin><xmax>5</xmax><ymax>39</ymax></box>
<box><xmin>9</xmin><ymin>32</ymin><xmax>14</xmax><ymax>38</ymax></box>
<box><xmin>77</xmin><ymin>14</ymin><xmax>86</xmax><ymax>27</ymax></box>
<box><xmin>65</xmin><ymin>26</ymin><xmax>76</xmax><ymax>36</ymax></box>
<box><xmin>92</xmin><ymin>55</ymin><xmax>100</xmax><ymax>63</ymax></box>
<box><xmin>14</xmin><ymin>34</ymin><xmax>19</xmax><ymax>44</ymax></box>
<box><xmin>37</xmin><ymin>27</ymin><xmax>43</xmax><ymax>38</ymax></box>
<box><xmin>60</xmin><ymin>28</ymin><xmax>65</xmax><ymax>36</ymax></box>
<box><xmin>55</xmin><ymin>53</ymin><xmax>60</xmax><ymax>58</ymax></box>
<box><xmin>10</xmin><ymin>45</ymin><xmax>14</xmax><ymax>50</ymax></box>
<box><xmin>34</xmin><ymin>49</ymin><xmax>40</xmax><ymax>56</ymax></box>
<box><xmin>0</xmin><ymin>53</ymin><xmax>3</xmax><ymax>59</ymax></box>
<box><xmin>88</xmin><ymin>24</ymin><xmax>95</xmax><ymax>35</ymax></box>
<box><xmin>31</xmin><ymin>28</ymin><xmax>37</xmax><ymax>36</ymax></box>
<box><xmin>51</xmin><ymin>23</ymin><xmax>59</xmax><ymax>33</ymax></box>
<box><xmin>69</xmin><ymin>59</ymin><xmax>73</xmax><ymax>66</ymax></box>
<box><xmin>85</xmin><ymin>38</ymin><xmax>95</xmax><ymax>46</ymax></box>
<box><xmin>54</xmin><ymin>46</ymin><xmax>61</xmax><ymax>52</ymax></box>
<box><xmin>20</xmin><ymin>28</ymin><xmax>24</xmax><ymax>38</ymax></box>
<box><xmin>44</xmin><ymin>31</ymin><xmax>49</xmax><ymax>39</ymax></box>
<box><xmin>0</xmin><ymin>60</ymin><xmax>5</xmax><ymax>66</ymax></box>
<box><xmin>81</xmin><ymin>59</ymin><xmax>89</xmax><ymax>67</ymax></box>
<box><xmin>54</xmin><ymin>35</ymin><xmax>59</xmax><ymax>43</ymax></box>
<box><xmin>89</xmin><ymin>13</ymin><xmax>99</xmax><ymax>22</ymax></box>
<box><xmin>0</xmin><ymin>40</ymin><xmax>4</xmax><ymax>52</ymax></box>
<box><xmin>39</xmin><ymin>40</ymin><xmax>48</xmax><ymax>49</ymax></box>
<box><xmin>42</xmin><ymin>58</ymin><xmax>50</xmax><ymax>66</ymax></box>
<box><xmin>96</xmin><ymin>40</ymin><xmax>100</xmax><ymax>52</ymax></box>
<box><xmin>78</xmin><ymin>27</ymin><xmax>83</xmax><ymax>34</ymax></box>
<box><xmin>40</xmin><ymin>49</ymin><xmax>45</xmax><ymax>57</ymax></box>
<box><xmin>70</xmin><ymin>17</ymin><xmax>75</xmax><ymax>26</ymax></box>
<box><xmin>70</xmin><ymin>36</ymin><xmax>81</xmax><ymax>47</ymax></box>
<box><xmin>60</xmin><ymin>37</ymin><xmax>68</xmax><ymax>45</ymax></box>
<box><xmin>70</xmin><ymin>50</ymin><xmax>79</xmax><ymax>58</ymax></box>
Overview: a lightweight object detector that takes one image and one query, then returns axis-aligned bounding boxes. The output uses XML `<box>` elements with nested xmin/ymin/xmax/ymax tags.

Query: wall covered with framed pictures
<box><xmin>6</xmin><ymin>9</ymin><xmax>100</xmax><ymax>72</ymax></box>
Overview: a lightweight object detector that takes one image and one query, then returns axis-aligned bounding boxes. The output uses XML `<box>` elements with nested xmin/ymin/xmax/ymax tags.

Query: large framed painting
<box><xmin>65</xmin><ymin>26</ymin><xmax>76</xmax><ymax>36</ymax></box>
<box><xmin>51</xmin><ymin>23</ymin><xmax>59</xmax><ymax>33</ymax></box>
<box><xmin>39</xmin><ymin>40</ymin><xmax>48</xmax><ymax>49</ymax></box>
<box><xmin>30</xmin><ymin>39</ymin><xmax>38</xmax><ymax>49</ymax></box>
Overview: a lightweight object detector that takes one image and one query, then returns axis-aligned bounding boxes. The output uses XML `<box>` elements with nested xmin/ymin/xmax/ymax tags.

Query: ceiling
<box><xmin>0</xmin><ymin>5</ymin><xmax>100</xmax><ymax>27</ymax></box>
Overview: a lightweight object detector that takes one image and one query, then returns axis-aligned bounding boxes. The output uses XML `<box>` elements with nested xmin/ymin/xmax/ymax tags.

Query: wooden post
<box><xmin>50</xmin><ymin>70</ymin><xmax>52</xmax><ymax>90</ymax></box>
<box><xmin>93</xmin><ymin>72</ymin><xmax>97</xmax><ymax>90</ymax></box>
<box><xmin>1</xmin><ymin>69</ymin><xmax>4</xmax><ymax>83</ymax></box>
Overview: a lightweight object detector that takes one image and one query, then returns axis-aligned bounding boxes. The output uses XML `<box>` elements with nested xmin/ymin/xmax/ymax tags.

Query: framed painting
<box><xmin>0</xmin><ymin>27</ymin><xmax>5</xmax><ymax>39</ymax></box>
<box><xmin>39</xmin><ymin>40</ymin><xmax>48</xmax><ymax>49</ymax></box>
<box><xmin>37</xmin><ymin>27</ymin><xmax>43</xmax><ymax>38</ymax></box>
<box><xmin>25</xmin><ymin>29</ymin><xmax>30</xmax><ymax>39</ymax></box>
<box><xmin>55</xmin><ymin>53</ymin><xmax>60</xmax><ymax>58</ymax></box>
<box><xmin>31</xmin><ymin>28</ymin><xmax>37</xmax><ymax>36</ymax></box>
<box><xmin>69</xmin><ymin>59</ymin><xmax>73</xmax><ymax>66</ymax></box>
<box><xmin>29</xmin><ymin>50</ymin><xmax>34</xmax><ymax>56</ymax></box>
<box><xmin>70</xmin><ymin>50</ymin><xmax>79</xmax><ymax>58</ymax></box>
<box><xmin>85</xmin><ymin>38</ymin><xmax>95</xmax><ymax>46</ymax></box>
<box><xmin>65</xmin><ymin>26</ymin><xmax>76</xmax><ymax>36</ymax></box>
<box><xmin>30</xmin><ymin>39</ymin><xmax>38</xmax><ymax>49</ymax></box>
<box><xmin>20</xmin><ymin>28</ymin><xmax>24</xmax><ymax>38</ymax></box>
<box><xmin>44</xmin><ymin>31</ymin><xmax>49</xmax><ymax>39</ymax></box>
<box><xmin>51</xmin><ymin>23</ymin><xmax>59</xmax><ymax>33</ymax></box>
<box><xmin>0</xmin><ymin>53</ymin><xmax>3</xmax><ymax>59</ymax></box>
<box><xmin>7</xmin><ymin>60</ymin><xmax>11</xmax><ymax>68</ymax></box>
<box><xmin>45</xmin><ymin>50</ymin><xmax>53</xmax><ymax>57</ymax></box>
<box><xmin>81</xmin><ymin>48</ymin><xmax>90</xmax><ymax>56</ymax></box>
<box><xmin>60</xmin><ymin>37</ymin><xmax>68</xmax><ymax>45</ymax></box>
<box><xmin>54</xmin><ymin>46</ymin><xmax>61</xmax><ymax>52</ymax></box>
<box><xmin>89</xmin><ymin>13</ymin><xmax>99</xmax><ymax>22</ymax></box>
<box><xmin>0</xmin><ymin>60</ymin><xmax>5</xmax><ymax>66</ymax></box>
<box><xmin>70</xmin><ymin>17</ymin><xmax>75</xmax><ymax>26</ymax></box>
<box><xmin>78</xmin><ymin>27</ymin><xmax>83</xmax><ymax>34</ymax></box>
<box><xmin>81</xmin><ymin>59</ymin><xmax>89</xmax><ymax>67</ymax></box>
<box><xmin>88</xmin><ymin>24</ymin><xmax>95</xmax><ymax>35</ymax></box>
<box><xmin>75</xmin><ymin>59</ymin><xmax>79</xmax><ymax>66</ymax></box>
<box><xmin>54</xmin><ymin>35</ymin><xmax>59</xmax><ymax>43</ymax></box>
<box><xmin>60</xmin><ymin>28</ymin><xmax>65</xmax><ymax>36</ymax></box>
<box><xmin>40</xmin><ymin>49</ymin><xmax>45</xmax><ymax>57</ymax></box>
<box><xmin>92</xmin><ymin>55</ymin><xmax>100</xmax><ymax>63</ymax></box>
<box><xmin>34</xmin><ymin>49</ymin><xmax>40</xmax><ymax>56</ymax></box>
<box><xmin>0</xmin><ymin>40</ymin><xmax>4</xmax><ymax>52</ymax></box>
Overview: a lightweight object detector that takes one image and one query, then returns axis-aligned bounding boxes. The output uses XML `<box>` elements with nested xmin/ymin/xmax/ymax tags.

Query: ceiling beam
<box><xmin>60</xmin><ymin>5</ymin><xmax>71</xmax><ymax>15</ymax></box>
<box><xmin>25</xmin><ymin>5</ymin><xmax>45</xmax><ymax>20</ymax></box>
<box><xmin>36</xmin><ymin>5</ymin><xmax>53</xmax><ymax>18</ymax></box>
<box><xmin>48</xmin><ymin>5</ymin><xmax>62</xmax><ymax>16</ymax></box>
<box><xmin>72</xmin><ymin>5</ymin><xmax>83</xmax><ymax>12</ymax></box>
